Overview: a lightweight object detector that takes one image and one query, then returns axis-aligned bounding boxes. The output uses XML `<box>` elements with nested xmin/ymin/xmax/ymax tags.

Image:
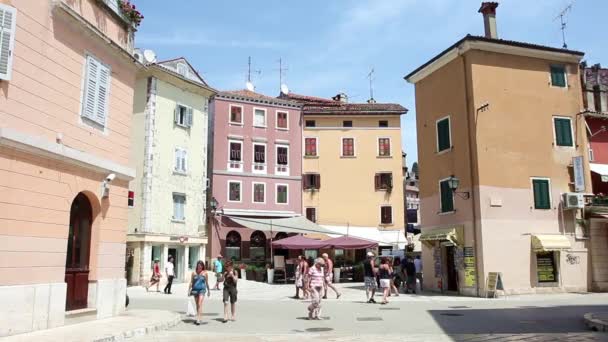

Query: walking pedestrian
<box><xmin>363</xmin><ymin>252</ymin><xmax>377</xmax><ymax>303</ymax></box>
<box><xmin>404</xmin><ymin>258</ymin><xmax>417</xmax><ymax>294</ymax></box>
<box><xmin>213</xmin><ymin>255</ymin><xmax>224</xmax><ymax>290</ymax></box>
<box><xmin>301</xmin><ymin>255</ymin><xmax>310</xmax><ymax>299</ymax></box>
<box><xmin>294</xmin><ymin>256</ymin><xmax>305</xmax><ymax>299</ymax></box>
<box><xmin>321</xmin><ymin>253</ymin><xmax>341</xmax><ymax>299</ymax></box>
<box><xmin>388</xmin><ymin>260</ymin><xmax>400</xmax><ymax>297</ymax></box>
<box><xmin>145</xmin><ymin>258</ymin><xmax>162</xmax><ymax>292</ymax></box>
<box><xmin>414</xmin><ymin>255</ymin><xmax>424</xmax><ymax>292</ymax></box>
<box><xmin>379</xmin><ymin>257</ymin><xmax>391</xmax><ymax>304</ymax></box>
<box><xmin>307</xmin><ymin>258</ymin><xmax>326</xmax><ymax>320</ymax></box>
<box><xmin>222</xmin><ymin>261</ymin><xmax>238</xmax><ymax>322</ymax></box>
<box><xmin>163</xmin><ymin>256</ymin><xmax>175</xmax><ymax>294</ymax></box>
<box><xmin>188</xmin><ymin>260</ymin><xmax>210</xmax><ymax>325</ymax></box>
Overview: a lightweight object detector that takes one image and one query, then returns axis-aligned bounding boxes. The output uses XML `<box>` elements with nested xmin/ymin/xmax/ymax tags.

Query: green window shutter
<box><xmin>551</xmin><ymin>66</ymin><xmax>566</xmax><ymax>87</ymax></box>
<box><xmin>440</xmin><ymin>180</ymin><xmax>454</xmax><ymax>212</ymax></box>
<box><xmin>554</xmin><ymin>118</ymin><xmax>573</xmax><ymax>146</ymax></box>
<box><xmin>533</xmin><ymin>179</ymin><xmax>551</xmax><ymax>209</ymax></box>
<box><xmin>437</xmin><ymin>118</ymin><xmax>451</xmax><ymax>152</ymax></box>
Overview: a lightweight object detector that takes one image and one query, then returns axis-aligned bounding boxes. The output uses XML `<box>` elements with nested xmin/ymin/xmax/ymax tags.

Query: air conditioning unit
<box><xmin>562</xmin><ymin>192</ymin><xmax>584</xmax><ymax>209</ymax></box>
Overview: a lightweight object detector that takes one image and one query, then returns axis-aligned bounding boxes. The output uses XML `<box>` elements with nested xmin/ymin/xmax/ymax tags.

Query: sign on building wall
<box><xmin>573</xmin><ymin>156</ymin><xmax>585</xmax><ymax>192</ymax></box>
<box><xmin>463</xmin><ymin>247</ymin><xmax>476</xmax><ymax>287</ymax></box>
<box><xmin>433</xmin><ymin>244</ymin><xmax>442</xmax><ymax>278</ymax></box>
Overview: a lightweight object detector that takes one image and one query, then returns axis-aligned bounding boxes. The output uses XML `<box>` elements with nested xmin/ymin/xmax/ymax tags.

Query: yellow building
<box><xmin>282</xmin><ymin>93</ymin><xmax>407</xmax><ymax>252</ymax></box>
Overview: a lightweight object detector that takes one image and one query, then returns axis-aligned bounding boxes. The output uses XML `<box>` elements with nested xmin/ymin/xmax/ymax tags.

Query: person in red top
<box><xmin>321</xmin><ymin>253</ymin><xmax>341</xmax><ymax>299</ymax></box>
<box><xmin>146</xmin><ymin>258</ymin><xmax>162</xmax><ymax>292</ymax></box>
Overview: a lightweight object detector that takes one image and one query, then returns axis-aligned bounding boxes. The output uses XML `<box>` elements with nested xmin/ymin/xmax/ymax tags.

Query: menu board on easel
<box><xmin>486</xmin><ymin>272</ymin><xmax>504</xmax><ymax>298</ymax></box>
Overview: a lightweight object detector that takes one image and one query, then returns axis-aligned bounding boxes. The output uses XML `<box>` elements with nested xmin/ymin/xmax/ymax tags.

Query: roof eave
<box><xmin>149</xmin><ymin>65</ymin><xmax>217</xmax><ymax>94</ymax></box>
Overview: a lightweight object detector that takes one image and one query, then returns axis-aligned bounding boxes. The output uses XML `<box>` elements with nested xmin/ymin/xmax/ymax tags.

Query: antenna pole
<box><xmin>555</xmin><ymin>3</ymin><xmax>573</xmax><ymax>49</ymax></box>
<box><xmin>367</xmin><ymin>68</ymin><xmax>375</xmax><ymax>101</ymax></box>
<box><xmin>276</xmin><ymin>58</ymin><xmax>288</xmax><ymax>93</ymax></box>
<box><xmin>248</xmin><ymin>56</ymin><xmax>252</xmax><ymax>82</ymax></box>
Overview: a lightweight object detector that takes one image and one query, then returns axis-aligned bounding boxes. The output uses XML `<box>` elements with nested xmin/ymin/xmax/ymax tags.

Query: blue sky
<box><xmin>135</xmin><ymin>0</ymin><xmax>607</xmax><ymax>165</ymax></box>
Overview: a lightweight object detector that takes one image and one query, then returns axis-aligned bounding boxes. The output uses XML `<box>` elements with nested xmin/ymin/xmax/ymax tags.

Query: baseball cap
<box><xmin>367</xmin><ymin>252</ymin><xmax>375</xmax><ymax>257</ymax></box>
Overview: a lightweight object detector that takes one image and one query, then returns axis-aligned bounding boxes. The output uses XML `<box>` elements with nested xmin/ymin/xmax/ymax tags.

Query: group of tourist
<box><xmin>293</xmin><ymin>253</ymin><xmax>342</xmax><ymax>320</ymax></box>
<box><xmin>364</xmin><ymin>252</ymin><xmax>423</xmax><ymax>304</ymax></box>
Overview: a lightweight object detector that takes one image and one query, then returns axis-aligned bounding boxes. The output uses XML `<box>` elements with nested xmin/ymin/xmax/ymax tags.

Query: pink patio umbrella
<box><xmin>271</xmin><ymin>235</ymin><xmax>330</xmax><ymax>250</ymax></box>
<box><xmin>323</xmin><ymin>235</ymin><xmax>378</xmax><ymax>249</ymax></box>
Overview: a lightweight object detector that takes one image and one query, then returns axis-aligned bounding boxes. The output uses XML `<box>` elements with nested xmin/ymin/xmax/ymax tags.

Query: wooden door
<box><xmin>446</xmin><ymin>246</ymin><xmax>458</xmax><ymax>292</ymax></box>
<box><xmin>65</xmin><ymin>193</ymin><xmax>92</xmax><ymax>311</ymax></box>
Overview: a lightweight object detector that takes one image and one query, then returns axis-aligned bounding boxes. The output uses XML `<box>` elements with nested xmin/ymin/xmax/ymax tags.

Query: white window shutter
<box><xmin>0</xmin><ymin>5</ymin><xmax>17</xmax><ymax>81</ymax></box>
<box><xmin>82</xmin><ymin>56</ymin><xmax>99</xmax><ymax>121</ymax></box>
<box><xmin>174</xmin><ymin>105</ymin><xmax>179</xmax><ymax>124</ymax></box>
<box><xmin>186</xmin><ymin>107</ymin><xmax>193</xmax><ymax>127</ymax></box>
<box><xmin>174</xmin><ymin>148</ymin><xmax>180</xmax><ymax>171</ymax></box>
<box><xmin>183</xmin><ymin>150</ymin><xmax>188</xmax><ymax>172</ymax></box>
<box><xmin>95</xmin><ymin>63</ymin><xmax>110</xmax><ymax>126</ymax></box>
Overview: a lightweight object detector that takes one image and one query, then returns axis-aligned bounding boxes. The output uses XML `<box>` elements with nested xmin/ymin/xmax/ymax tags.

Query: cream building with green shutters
<box><xmin>127</xmin><ymin>58</ymin><xmax>216</xmax><ymax>285</ymax></box>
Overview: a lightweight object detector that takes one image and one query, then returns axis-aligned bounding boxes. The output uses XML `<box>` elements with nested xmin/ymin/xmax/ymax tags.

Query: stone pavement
<box><xmin>2</xmin><ymin>310</ymin><xmax>181</xmax><ymax>342</ymax></box>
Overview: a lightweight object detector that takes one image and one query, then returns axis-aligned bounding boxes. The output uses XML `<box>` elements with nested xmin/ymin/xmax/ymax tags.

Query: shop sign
<box><xmin>463</xmin><ymin>247</ymin><xmax>476</xmax><ymax>287</ymax></box>
<box><xmin>433</xmin><ymin>245</ymin><xmax>442</xmax><ymax>278</ymax></box>
<box><xmin>573</xmin><ymin>156</ymin><xmax>585</xmax><ymax>192</ymax></box>
<box><xmin>486</xmin><ymin>271</ymin><xmax>504</xmax><ymax>298</ymax></box>
<box><xmin>537</xmin><ymin>253</ymin><xmax>556</xmax><ymax>282</ymax></box>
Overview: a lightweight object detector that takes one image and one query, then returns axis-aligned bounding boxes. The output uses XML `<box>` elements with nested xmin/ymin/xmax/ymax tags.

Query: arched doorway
<box><xmin>65</xmin><ymin>193</ymin><xmax>93</xmax><ymax>311</ymax></box>
<box><xmin>250</xmin><ymin>230</ymin><xmax>266</xmax><ymax>262</ymax></box>
<box><xmin>273</xmin><ymin>232</ymin><xmax>289</xmax><ymax>259</ymax></box>
<box><xmin>225</xmin><ymin>231</ymin><xmax>242</xmax><ymax>262</ymax></box>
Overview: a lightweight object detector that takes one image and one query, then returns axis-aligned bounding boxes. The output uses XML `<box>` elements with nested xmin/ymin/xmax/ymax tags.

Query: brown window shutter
<box><xmin>315</xmin><ymin>174</ymin><xmax>321</xmax><ymax>189</ymax></box>
<box><xmin>375</xmin><ymin>174</ymin><xmax>380</xmax><ymax>190</ymax></box>
<box><xmin>303</xmin><ymin>175</ymin><xmax>310</xmax><ymax>189</ymax></box>
<box><xmin>388</xmin><ymin>173</ymin><xmax>393</xmax><ymax>188</ymax></box>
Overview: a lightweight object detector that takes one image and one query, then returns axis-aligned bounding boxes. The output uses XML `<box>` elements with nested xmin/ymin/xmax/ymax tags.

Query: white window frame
<box><xmin>176</xmin><ymin>62</ymin><xmax>188</xmax><ymax>77</ymax></box>
<box><xmin>436</xmin><ymin>115</ymin><xmax>452</xmax><ymax>154</ymax></box>
<box><xmin>253</xmin><ymin>107</ymin><xmax>267</xmax><ymax>128</ymax></box>
<box><xmin>341</xmin><ymin>137</ymin><xmax>356</xmax><ymax>157</ymax></box>
<box><xmin>552</xmin><ymin>116</ymin><xmax>575</xmax><ymax>148</ymax></box>
<box><xmin>252</xmin><ymin>182</ymin><xmax>266</xmax><ymax>204</ymax></box>
<box><xmin>174</xmin><ymin>147</ymin><xmax>188</xmax><ymax>174</ymax></box>
<box><xmin>276</xmin><ymin>183</ymin><xmax>289</xmax><ymax>205</ymax></box>
<box><xmin>79</xmin><ymin>53</ymin><xmax>112</xmax><ymax>129</ymax></box>
<box><xmin>304</xmin><ymin>137</ymin><xmax>319</xmax><ymax>157</ymax></box>
<box><xmin>377</xmin><ymin>137</ymin><xmax>392</xmax><ymax>157</ymax></box>
<box><xmin>550</xmin><ymin>64</ymin><xmax>568</xmax><ymax>89</ymax></box>
<box><xmin>276</xmin><ymin>110</ymin><xmax>289</xmax><ymax>130</ymax></box>
<box><xmin>275</xmin><ymin>144</ymin><xmax>290</xmax><ymax>176</ymax></box>
<box><xmin>172</xmin><ymin>193</ymin><xmax>186</xmax><ymax>222</ymax></box>
<box><xmin>227</xmin><ymin>140</ymin><xmax>243</xmax><ymax>172</ymax></box>
<box><xmin>438</xmin><ymin>177</ymin><xmax>455</xmax><ymax>214</ymax></box>
<box><xmin>252</xmin><ymin>142</ymin><xmax>267</xmax><ymax>174</ymax></box>
<box><xmin>175</xmin><ymin>103</ymin><xmax>194</xmax><ymax>128</ymax></box>
<box><xmin>0</xmin><ymin>4</ymin><xmax>17</xmax><ymax>81</ymax></box>
<box><xmin>227</xmin><ymin>180</ymin><xmax>242</xmax><ymax>203</ymax></box>
<box><xmin>229</xmin><ymin>104</ymin><xmax>244</xmax><ymax>125</ymax></box>
<box><xmin>380</xmin><ymin>205</ymin><xmax>393</xmax><ymax>225</ymax></box>
<box><xmin>530</xmin><ymin>177</ymin><xmax>552</xmax><ymax>210</ymax></box>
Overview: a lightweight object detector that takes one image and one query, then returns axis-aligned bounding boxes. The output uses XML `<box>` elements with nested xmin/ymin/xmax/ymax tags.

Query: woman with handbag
<box><xmin>188</xmin><ymin>260</ymin><xmax>210</xmax><ymax>325</ymax></box>
<box><xmin>145</xmin><ymin>258</ymin><xmax>162</xmax><ymax>292</ymax></box>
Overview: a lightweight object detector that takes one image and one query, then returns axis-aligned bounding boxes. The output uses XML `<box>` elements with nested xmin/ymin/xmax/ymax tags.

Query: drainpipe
<box><xmin>459</xmin><ymin>49</ymin><xmax>483</xmax><ymax>297</ymax></box>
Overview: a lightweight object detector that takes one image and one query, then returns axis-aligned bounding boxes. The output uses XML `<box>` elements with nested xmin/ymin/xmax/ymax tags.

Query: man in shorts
<box><xmin>363</xmin><ymin>252</ymin><xmax>377</xmax><ymax>303</ymax></box>
<box><xmin>222</xmin><ymin>261</ymin><xmax>238</xmax><ymax>322</ymax></box>
<box><xmin>213</xmin><ymin>255</ymin><xmax>224</xmax><ymax>290</ymax></box>
<box><xmin>322</xmin><ymin>253</ymin><xmax>341</xmax><ymax>299</ymax></box>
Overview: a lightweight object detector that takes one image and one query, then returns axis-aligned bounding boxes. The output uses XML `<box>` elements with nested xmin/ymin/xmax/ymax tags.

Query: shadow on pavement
<box><xmin>429</xmin><ymin>305</ymin><xmax>608</xmax><ymax>334</ymax></box>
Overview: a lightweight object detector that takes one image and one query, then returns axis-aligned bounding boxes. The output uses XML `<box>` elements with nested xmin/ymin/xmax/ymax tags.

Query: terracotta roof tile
<box><xmin>216</xmin><ymin>89</ymin><xmax>301</xmax><ymax>108</ymax></box>
<box><xmin>280</xmin><ymin>92</ymin><xmax>407</xmax><ymax>115</ymax></box>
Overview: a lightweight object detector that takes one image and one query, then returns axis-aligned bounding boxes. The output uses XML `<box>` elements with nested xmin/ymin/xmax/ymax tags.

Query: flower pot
<box><xmin>240</xmin><ymin>269</ymin><xmax>247</xmax><ymax>280</ymax></box>
<box><xmin>246</xmin><ymin>270</ymin><xmax>254</xmax><ymax>280</ymax></box>
<box><xmin>255</xmin><ymin>270</ymin><xmax>264</xmax><ymax>282</ymax></box>
<box><xmin>333</xmin><ymin>268</ymin><xmax>341</xmax><ymax>283</ymax></box>
<box><xmin>267</xmin><ymin>269</ymin><xmax>274</xmax><ymax>284</ymax></box>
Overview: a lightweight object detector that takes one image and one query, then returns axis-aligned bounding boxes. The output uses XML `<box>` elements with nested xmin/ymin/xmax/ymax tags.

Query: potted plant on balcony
<box><xmin>117</xmin><ymin>0</ymin><xmax>144</xmax><ymax>27</ymax></box>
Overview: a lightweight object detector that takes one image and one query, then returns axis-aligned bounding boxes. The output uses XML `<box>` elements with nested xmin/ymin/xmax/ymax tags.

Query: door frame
<box><xmin>65</xmin><ymin>193</ymin><xmax>93</xmax><ymax>311</ymax></box>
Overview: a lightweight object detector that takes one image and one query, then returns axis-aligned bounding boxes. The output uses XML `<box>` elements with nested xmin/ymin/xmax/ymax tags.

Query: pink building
<box><xmin>0</xmin><ymin>0</ymin><xmax>139</xmax><ymax>336</ymax></box>
<box><xmin>209</xmin><ymin>90</ymin><xmax>302</xmax><ymax>261</ymax></box>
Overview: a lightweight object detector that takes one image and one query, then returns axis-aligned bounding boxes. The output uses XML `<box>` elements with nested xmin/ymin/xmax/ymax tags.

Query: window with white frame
<box><xmin>228</xmin><ymin>181</ymin><xmax>242</xmax><ymax>202</ymax></box>
<box><xmin>342</xmin><ymin>138</ymin><xmax>355</xmax><ymax>157</ymax></box>
<box><xmin>81</xmin><ymin>55</ymin><xmax>111</xmax><ymax>127</ymax></box>
<box><xmin>254</xmin><ymin>108</ymin><xmax>267</xmax><ymax>127</ymax></box>
<box><xmin>253</xmin><ymin>183</ymin><xmax>265</xmax><ymax>203</ymax></box>
<box><xmin>174</xmin><ymin>104</ymin><xmax>193</xmax><ymax>128</ymax></box>
<box><xmin>253</xmin><ymin>143</ymin><xmax>266</xmax><ymax>173</ymax></box>
<box><xmin>436</xmin><ymin>116</ymin><xmax>451</xmax><ymax>152</ymax></box>
<box><xmin>304</xmin><ymin>137</ymin><xmax>318</xmax><ymax>157</ymax></box>
<box><xmin>553</xmin><ymin>117</ymin><xmax>574</xmax><ymax>147</ymax></box>
<box><xmin>0</xmin><ymin>4</ymin><xmax>17</xmax><ymax>81</ymax></box>
<box><xmin>276</xmin><ymin>111</ymin><xmax>288</xmax><ymax>129</ymax></box>
<box><xmin>229</xmin><ymin>105</ymin><xmax>243</xmax><ymax>125</ymax></box>
<box><xmin>177</xmin><ymin>63</ymin><xmax>188</xmax><ymax>77</ymax></box>
<box><xmin>378</xmin><ymin>138</ymin><xmax>391</xmax><ymax>157</ymax></box>
<box><xmin>172</xmin><ymin>193</ymin><xmax>186</xmax><ymax>221</ymax></box>
<box><xmin>276</xmin><ymin>145</ymin><xmax>289</xmax><ymax>175</ymax></box>
<box><xmin>276</xmin><ymin>184</ymin><xmax>288</xmax><ymax>204</ymax></box>
<box><xmin>174</xmin><ymin>148</ymin><xmax>188</xmax><ymax>173</ymax></box>
<box><xmin>228</xmin><ymin>140</ymin><xmax>243</xmax><ymax>171</ymax></box>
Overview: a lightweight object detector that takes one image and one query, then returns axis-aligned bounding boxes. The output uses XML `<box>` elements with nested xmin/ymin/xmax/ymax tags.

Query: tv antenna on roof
<box><xmin>367</xmin><ymin>67</ymin><xmax>376</xmax><ymax>103</ymax></box>
<box><xmin>554</xmin><ymin>2</ymin><xmax>574</xmax><ymax>49</ymax></box>
<box><xmin>246</xmin><ymin>56</ymin><xmax>261</xmax><ymax>91</ymax></box>
<box><xmin>276</xmin><ymin>58</ymin><xmax>288</xmax><ymax>94</ymax></box>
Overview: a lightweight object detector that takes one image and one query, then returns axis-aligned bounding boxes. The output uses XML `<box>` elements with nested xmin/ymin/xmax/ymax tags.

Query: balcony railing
<box><xmin>275</xmin><ymin>165</ymin><xmax>289</xmax><ymax>176</ymax></box>
<box><xmin>228</xmin><ymin>161</ymin><xmax>243</xmax><ymax>172</ymax></box>
<box><xmin>252</xmin><ymin>163</ymin><xmax>266</xmax><ymax>174</ymax></box>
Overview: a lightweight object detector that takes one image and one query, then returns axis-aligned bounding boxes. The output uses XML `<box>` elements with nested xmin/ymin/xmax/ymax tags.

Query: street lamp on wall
<box><xmin>210</xmin><ymin>197</ymin><xmax>218</xmax><ymax>214</ymax></box>
<box><xmin>448</xmin><ymin>175</ymin><xmax>470</xmax><ymax>200</ymax></box>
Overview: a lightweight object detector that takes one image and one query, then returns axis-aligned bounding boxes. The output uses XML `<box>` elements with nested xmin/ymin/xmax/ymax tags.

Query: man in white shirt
<box><xmin>164</xmin><ymin>256</ymin><xmax>175</xmax><ymax>294</ymax></box>
<box><xmin>414</xmin><ymin>255</ymin><xmax>423</xmax><ymax>292</ymax></box>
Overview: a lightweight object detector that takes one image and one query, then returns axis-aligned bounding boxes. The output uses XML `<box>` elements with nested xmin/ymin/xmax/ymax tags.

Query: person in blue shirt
<box><xmin>213</xmin><ymin>254</ymin><xmax>224</xmax><ymax>290</ymax></box>
<box><xmin>188</xmin><ymin>260</ymin><xmax>210</xmax><ymax>325</ymax></box>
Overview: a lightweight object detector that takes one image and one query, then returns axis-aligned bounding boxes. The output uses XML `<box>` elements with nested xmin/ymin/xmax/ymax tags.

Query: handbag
<box><xmin>186</xmin><ymin>297</ymin><xmax>196</xmax><ymax>316</ymax></box>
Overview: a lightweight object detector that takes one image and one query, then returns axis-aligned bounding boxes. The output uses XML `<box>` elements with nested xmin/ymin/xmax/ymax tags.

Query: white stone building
<box><xmin>127</xmin><ymin>57</ymin><xmax>216</xmax><ymax>285</ymax></box>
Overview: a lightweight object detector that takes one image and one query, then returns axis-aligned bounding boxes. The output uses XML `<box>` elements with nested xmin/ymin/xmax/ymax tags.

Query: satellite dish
<box><xmin>245</xmin><ymin>81</ymin><xmax>255</xmax><ymax>91</ymax></box>
<box><xmin>143</xmin><ymin>49</ymin><xmax>157</xmax><ymax>63</ymax></box>
<box><xmin>280</xmin><ymin>84</ymin><xmax>289</xmax><ymax>95</ymax></box>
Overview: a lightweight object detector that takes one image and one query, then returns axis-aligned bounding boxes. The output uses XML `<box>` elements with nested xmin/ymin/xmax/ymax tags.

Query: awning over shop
<box><xmin>531</xmin><ymin>234</ymin><xmax>571</xmax><ymax>252</ymax></box>
<box><xmin>322</xmin><ymin>225</ymin><xmax>406</xmax><ymax>248</ymax></box>
<box><xmin>590</xmin><ymin>163</ymin><xmax>608</xmax><ymax>177</ymax></box>
<box><xmin>419</xmin><ymin>226</ymin><xmax>463</xmax><ymax>246</ymax></box>
<box><xmin>271</xmin><ymin>235</ymin><xmax>329</xmax><ymax>249</ymax></box>
<box><xmin>323</xmin><ymin>236</ymin><xmax>378</xmax><ymax>249</ymax></box>
<box><xmin>227</xmin><ymin>216</ymin><xmax>335</xmax><ymax>235</ymax></box>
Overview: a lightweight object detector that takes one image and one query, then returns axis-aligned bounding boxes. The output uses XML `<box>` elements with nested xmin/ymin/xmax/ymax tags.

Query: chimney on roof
<box><xmin>478</xmin><ymin>2</ymin><xmax>499</xmax><ymax>39</ymax></box>
<box><xmin>332</xmin><ymin>92</ymin><xmax>348</xmax><ymax>103</ymax></box>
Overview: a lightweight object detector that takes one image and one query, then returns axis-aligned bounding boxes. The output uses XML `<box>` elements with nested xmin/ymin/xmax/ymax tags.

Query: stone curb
<box><xmin>92</xmin><ymin>313</ymin><xmax>182</xmax><ymax>342</ymax></box>
<box><xmin>584</xmin><ymin>312</ymin><xmax>608</xmax><ymax>332</ymax></box>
